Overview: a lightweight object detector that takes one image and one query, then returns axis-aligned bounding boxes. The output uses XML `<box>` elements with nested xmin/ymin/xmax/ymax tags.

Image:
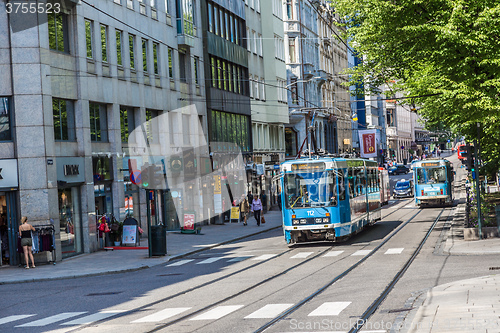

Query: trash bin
<box><xmin>150</xmin><ymin>225</ymin><xmax>166</xmax><ymax>256</ymax></box>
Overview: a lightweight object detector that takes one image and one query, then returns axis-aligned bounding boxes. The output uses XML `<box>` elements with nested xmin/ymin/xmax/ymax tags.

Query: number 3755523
<box><xmin>6</xmin><ymin>1</ymin><xmax>61</xmax><ymax>14</ymax></box>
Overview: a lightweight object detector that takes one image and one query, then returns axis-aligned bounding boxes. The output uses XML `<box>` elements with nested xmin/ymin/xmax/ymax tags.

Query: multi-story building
<box><xmin>317</xmin><ymin>2</ymin><xmax>351</xmax><ymax>154</ymax></box>
<box><xmin>246</xmin><ymin>0</ymin><xmax>288</xmax><ymax>208</ymax></box>
<box><xmin>386</xmin><ymin>91</ymin><xmax>413</xmax><ymax>163</ymax></box>
<box><xmin>283</xmin><ymin>0</ymin><xmax>326</xmax><ymax>158</ymax></box>
<box><xmin>0</xmin><ymin>0</ymin><xmax>208</xmax><ymax>265</ymax></box>
<box><xmin>200</xmin><ymin>0</ymin><xmax>251</xmax><ymax>220</ymax></box>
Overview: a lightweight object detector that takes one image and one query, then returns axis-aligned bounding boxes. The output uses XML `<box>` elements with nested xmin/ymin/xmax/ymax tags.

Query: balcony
<box><xmin>303</xmin><ymin>63</ymin><xmax>314</xmax><ymax>79</ymax></box>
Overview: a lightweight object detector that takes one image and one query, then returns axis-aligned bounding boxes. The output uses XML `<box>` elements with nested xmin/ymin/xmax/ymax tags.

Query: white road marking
<box><xmin>385</xmin><ymin>248</ymin><xmax>404</xmax><ymax>255</ymax></box>
<box><xmin>166</xmin><ymin>259</ymin><xmax>194</xmax><ymax>267</ymax></box>
<box><xmin>322</xmin><ymin>250</ymin><xmax>344</xmax><ymax>257</ymax></box>
<box><xmin>16</xmin><ymin>312</ymin><xmax>87</xmax><ymax>327</ymax></box>
<box><xmin>196</xmin><ymin>257</ymin><xmax>225</xmax><ymax>264</ymax></box>
<box><xmin>290</xmin><ymin>252</ymin><xmax>314</xmax><ymax>259</ymax></box>
<box><xmin>351</xmin><ymin>250</ymin><xmax>371</xmax><ymax>256</ymax></box>
<box><xmin>251</xmin><ymin>254</ymin><xmax>277</xmax><ymax>261</ymax></box>
<box><xmin>244</xmin><ymin>304</ymin><xmax>294</xmax><ymax>319</ymax></box>
<box><xmin>190</xmin><ymin>305</ymin><xmax>244</xmax><ymax>320</ymax></box>
<box><xmin>61</xmin><ymin>310</ymin><xmax>126</xmax><ymax>325</ymax></box>
<box><xmin>0</xmin><ymin>315</ymin><xmax>35</xmax><ymax>325</ymax></box>
<box><xmin>308</xmin><ymin>302</ymin><xmax>351</xmax><ymax>316</ymax></box>
<box><xmin>131</xmin><ymin>307</ymin><xmax>191</xmax><ymax>323</ymax></box>
<box><xmin>227</xmin><ymin>256</ymin><xmax>254</xmax><ymax>262</ymax></box>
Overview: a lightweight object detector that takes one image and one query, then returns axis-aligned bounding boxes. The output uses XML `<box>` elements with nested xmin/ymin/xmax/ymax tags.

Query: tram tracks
<box><xmin>68</xmin><ymin>197</ymin><xmax>418</xmax><ymax>332</ymax></box>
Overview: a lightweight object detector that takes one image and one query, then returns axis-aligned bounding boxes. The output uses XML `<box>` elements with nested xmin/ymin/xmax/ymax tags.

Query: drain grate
<box><xmin>86</xmin><ymin>291</ymin><xmax>123</xmax><ymax>296</ymax></box>
<box><xmin>157</xmin><ymin>273</ymin><xmax>183</xmax><ymax>277</ymax></box>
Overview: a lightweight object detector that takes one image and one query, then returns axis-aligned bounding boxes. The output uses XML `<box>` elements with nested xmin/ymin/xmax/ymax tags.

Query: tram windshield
<box><xmin>284</xmin><ymin>170</ymin><xmax>337</xmax><ymax>208</ymax></box>
<box><xmin>416</xmin><ymin>167</ymin><xmax>447</xmax><ymax>184</ymax></box>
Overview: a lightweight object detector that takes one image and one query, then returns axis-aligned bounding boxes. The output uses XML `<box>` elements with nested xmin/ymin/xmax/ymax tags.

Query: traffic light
<box><xmin>141</xmin><ymin>163</ymin><xmax>152</xmax><ymax>188</ymax></box>
<box><xmin>464</xmin><ymin>145</ymin><xmax>475</xmax><ymax>171</ymax></box>
<box><xmin>151</xmin><ymin>164</ymin><xmax>164</xmax><ymax>189</ymax></box>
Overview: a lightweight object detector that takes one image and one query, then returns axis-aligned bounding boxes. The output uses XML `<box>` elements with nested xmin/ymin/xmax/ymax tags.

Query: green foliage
<box><xmin>331</xmin><ymin>0</ymin><xmax>500</xmax><ymax>171</ymax></box>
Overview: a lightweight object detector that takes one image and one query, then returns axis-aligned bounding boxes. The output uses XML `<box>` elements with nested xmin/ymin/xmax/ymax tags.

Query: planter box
<box><xmin>464</xmin><ymin>227</ymin><xmax>499</xmax><ymax>241</ymax></box>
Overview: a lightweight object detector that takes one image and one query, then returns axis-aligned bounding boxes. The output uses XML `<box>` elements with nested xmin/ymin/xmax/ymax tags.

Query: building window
<box><xmin>85</xmin><ymin>19</ymin><xmax>93</xmax><ymax>59</ymax></box>
<box><xmin>168</xmin><ymin>47</ymin><xmax>173</xmax><ymax>78</ymax></box>
<box><xmin>129</xmin><ymin>34</ymin><xmax>135</xmax><ymax>69</ymax></box>
<box><xmin>146</xmin><ymin>109</ymin><xmax>159</xmax><ymax>144</ymax></box>
<box><xmin>116</xmin><ymin>30</ymin><xmax>123</xmax><ymax>66</ymax></box>
<box><xmin>100</xmin><ymin>25</ymin><xmax>108</xmax><ymax>63</ymax></box>
<box><xmin>48</xmin><ymin>12</ymin><xmax>69</xmax><ymax>53</ymax></box>
<box><xmin>260</xmin><ymin>77</ymin><xmax>266</xmax><ymax>101</ymax></box>
<box><xmin>89</xmin><ymin>102</ymin><xmax>108</xmax><ymax>142</ymax></box>
<box><xmin>288</xmin><ymin>38</ymin><xmax>296</xmax><ymax>62</ymax></box>
<box><xmin>0</xmin><ymin>97</ymin><xmax>12</xmax><ymax>141</ymax></box>
<box><xmin>153</xmin><ymin>42</ymin><xmax>159</xmax><ymax>75</ymax></box>
<box><xmin>286</xmin><ymin>0</ymin><xmax>293</xmax><ymax>20</ymax></box>
<box><xmin>164</xmin><ymin>0</ymin><xmax>170</xmax><ymax>14</ymax></box>
<box><xmin>258</xmin><ymin>33</ymin><xmax>263</xmax><ymax>56</ymax></box>
<box><xmin>179</xmin><ymin>51</ymin><xmax>187</xmax><ymax>83</ymax></box>
<box><xmin>194</xmin><ymin>56</ymin><xmax>200</xmax><ymax>85</ymax></box>
<box><xmin>229</xmin><ymin>14</ymin><xmax>234</xmax><ymax>43</ymax></box>
<box><xmin>219</xmin><ymin>7</ymin><xmax>224</xmax><ymax>39</ymax></box>
<box><xmin>249</xmin><ymin>77</ymin><xmax>253</xmax><ymax>98</ymax></box>
<box><xmin>53</xmin><ymin>98</ymin><xmax>75</xmax><ymax>141</ymax></box>
<box><xmin>120</xmin><ymin>107</ymin><xmax>135</xmax><ymax>143</ymax></box>
<box><xmin>246</xmin><ymin>27</ymin><xmax>250</xmax><ymax>51</ymax></box>
<box><xmin>208</xmin><ymin>3</ymin><xmax>213</xmax><ymax>32</ymax></box>
<box><xmin>285</xmin><ymin>128</ymin><xmax>298</xmax><ymax>157</ymax></box>
<box><xmin>252</xmin><ymin>30</ymin><xmax>257</xmax><ymax>54</ymax></box>
<box><xmin>142</xmin><ymin>39</ymin><xmax>148</xmax><ymax>73</ymax></box>
<box><xmin>225</xmin><ymin>12</ymin><xmax>229</xmax><ymax>41</ymax></box>
<box><xmin>177</xmin><ymin>0</ymin><xmax>194</xmax><ymax>36</ymax></box>
<box><xmin>290</xmin><ymin>77</ymin><xmax>298</xmax><ymax>104</ymax></box>
<box><xmin>214</xmin><ymin>5</ymin><xmax>219</xmax><ymax>36</ymax></box>
<box><xmin>182</xmin><ymin>114</ymin><xmax>190</xmax><ymax>145</ymax></box>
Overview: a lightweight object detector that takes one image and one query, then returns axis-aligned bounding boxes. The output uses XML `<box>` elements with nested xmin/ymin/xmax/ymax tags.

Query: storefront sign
<box><xmin>57</xmin><ymin>157</ymin><xmax>85</xmax><ymax>184</ymax></box>
<box><xmin>0</xmin><ymin>159</ymin><xmax>18</xmax><ymax>188</ymax></box>
<box><xmin>230</xmin><ymin>207</ymin><xmax>240</xmax><ymax>221</ymax></box>
<box><xmin>183</xmin><ymin>213</ymin><xmax>195</xmax><ymax>230</ymax></box>
<box><xmin>122</xmin><ymin>225</ymin><xmax>137</xmax><ymax>245</ymax></box>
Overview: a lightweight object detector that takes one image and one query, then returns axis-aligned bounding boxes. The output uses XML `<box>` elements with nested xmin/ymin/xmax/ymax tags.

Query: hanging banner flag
<box><xmin>358</xmin><ymin>129</ymin><xmax>379</xmax><ymax>158</ymax></box>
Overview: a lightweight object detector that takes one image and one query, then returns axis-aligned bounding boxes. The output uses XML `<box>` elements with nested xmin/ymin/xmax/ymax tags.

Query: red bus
<box><xmin>457</xmin><ymin>144</ymin><xmax>467</xmax><ymax>160</ymax></box>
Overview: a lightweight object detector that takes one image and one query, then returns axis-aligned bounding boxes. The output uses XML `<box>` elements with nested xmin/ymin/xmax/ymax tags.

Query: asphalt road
<box><xmin>3</xmin><ymin>159</ymin><xmax>496</xmax><ymax>333</ymax></box>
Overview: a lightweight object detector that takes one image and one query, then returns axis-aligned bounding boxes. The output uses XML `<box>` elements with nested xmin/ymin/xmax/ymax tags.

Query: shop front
<box><xmin>56</xmin><ymin>157</ymin><xmax>85</xmax><ymax>259</ymax></box>
<box><xmin>0</xmin><ymin>159</ymin><xmax>18</xmax><ymax>266</ymax></box>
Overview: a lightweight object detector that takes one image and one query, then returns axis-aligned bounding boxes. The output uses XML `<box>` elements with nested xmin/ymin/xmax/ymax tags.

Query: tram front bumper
<box><xmin>416</xmin><ymin>195</ymin><xmax>449</xmax><ymax>201</ymax></box>
<box><xmin>284</xmin><ymin>224</ymin><xmax>337</xmax><ymax>231</ymax></box>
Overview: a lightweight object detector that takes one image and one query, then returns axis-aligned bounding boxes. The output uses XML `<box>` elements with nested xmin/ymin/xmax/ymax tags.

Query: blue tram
<box><xmin>279</xmin><ymin>157</ymin><xmax>381</xmax><ymax>245</ymax></box>
<box><xmin>412</xmin><ymin>159</ymin><xmax>454</xmax><ymax>207</ymax></box>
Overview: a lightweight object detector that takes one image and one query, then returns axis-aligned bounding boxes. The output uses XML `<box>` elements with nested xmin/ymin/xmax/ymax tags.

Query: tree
<box><xmin>331</xmin><ymin>0</ymin><xmax>500</xmax><ymax>171</ymax></box>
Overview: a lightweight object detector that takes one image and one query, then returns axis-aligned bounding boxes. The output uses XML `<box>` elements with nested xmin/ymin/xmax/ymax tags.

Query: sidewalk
<box><xmin>399</xmin><ymin>170</ymin><xmax>500</xmax><ymax>332</ymax></box>
<box><xmin>0</xmin><ymin>210</ymin><xmax>282</xmax><ymax>285</ymax></box>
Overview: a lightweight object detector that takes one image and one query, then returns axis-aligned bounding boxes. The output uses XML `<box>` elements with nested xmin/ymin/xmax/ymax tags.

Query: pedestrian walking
<box><xmin>18</xmin><ymin>216</ymin><xmax>35</xmax><ymax>269</ymax></box>
<box><xmin>239</xmin><ymin>194</ymin><xmax>249</xmax><ymax>226</ymax></box>
<box><xmin>251</xmin><ymin>194</ymin><xmax>263</xmax><ymax>226</ymax></box>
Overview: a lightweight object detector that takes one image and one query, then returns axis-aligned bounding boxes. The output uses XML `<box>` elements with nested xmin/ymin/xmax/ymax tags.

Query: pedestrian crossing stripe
<box><xmin>166</xmin><ymin>259</ymin><xmax>194</xmax><ymax>267</ymax></box>
<box><xmin>290</xmin><ymin>252</ymin><xmax>314</xmax><ymax>259</ymax></box>
<box><xmin>131</xmin><ymin>308</ymin><xmax>191</xmax><ymax>323</ymax></box>
<box><xmin>251</xmin><ymin>254</ymin><xmax>277</xmax><ymax>260</ymax></box>
<box><xmin>196</xmin><ymin>257</ymin><xmax>225</xmax><ymax>264</ymax></box>
<box><xmin>61</xmin><ymin>310</ymin><xmax>126</xmax><ymax>325</ymax></box>
<box><xmin>3</xmin><ymin>301</ymin><xmax>373</xmax><ymax>327</ymax></box>
<box><xmin>322</xmin><ymin>250</ymin><xmax>344</xmax><ymax>257</ymax></box>
<box><xmin>385</xmin><ymin>248</ymin><xmax>404</xmax><ymax>254</ymax></box>
<box><xmin>15</xmin><ymin>312</ymin><xmax>87</xmax><ymax>327</ymax></box>
<box><xmin>351</xmin><ymin>250</ymin><xmax>371</xmax><ymax>256</ymax></box>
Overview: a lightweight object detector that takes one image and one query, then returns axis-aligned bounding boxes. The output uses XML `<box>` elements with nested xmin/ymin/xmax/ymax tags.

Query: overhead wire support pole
<box><xmin>475</xmin><ymin>123</ymin><xmax>482</xmax><ymax>239</ymax></box>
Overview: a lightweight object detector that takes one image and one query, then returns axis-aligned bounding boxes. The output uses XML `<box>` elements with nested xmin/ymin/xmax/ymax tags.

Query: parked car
<box><xmin>393</xmin><ymin>180</ymin><xmax>414</xmax><ymax>198</ymax></box>
<box><xmin>388</xmin><ymin>165</ymin><xmax>410</xmax><ymax>175</ymax></box>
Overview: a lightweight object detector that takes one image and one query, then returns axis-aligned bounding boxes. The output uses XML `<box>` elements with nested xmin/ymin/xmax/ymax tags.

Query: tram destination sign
<box><xmin>291</xmin><ymin>162</ymin><xmax>325</xmax><ymax>171</ymax></box>
<box><xmin>421</xmin><ymin>162</ymin><xmax>440</xmax><ymax>167</ymax></box>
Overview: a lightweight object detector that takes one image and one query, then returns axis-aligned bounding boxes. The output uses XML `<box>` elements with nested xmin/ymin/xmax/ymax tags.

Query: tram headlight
<box><xmin>323</xmin><ymin>218</ymin><xmax>329</xmax><ymax>223</ymax></box>
<box><xmin>300</xmin><ymin>219</ymin><xmax>307</xmax><ymax>224</ymax></box>
<box><xmin>315</xmin><ymin>218</ymin><xmax>322</xmax><ymax>224</ymax></box>
<box><xmin>292</xmin><ymin>219</ymin><xmax>299</xmax><ymax>225</ymax></box>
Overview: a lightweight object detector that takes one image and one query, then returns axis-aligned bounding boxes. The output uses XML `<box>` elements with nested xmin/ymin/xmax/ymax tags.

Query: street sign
<box><xmin>130</xmin><ymin>170</ymin><xmax>141</xmax><ymax>185</ymax></box>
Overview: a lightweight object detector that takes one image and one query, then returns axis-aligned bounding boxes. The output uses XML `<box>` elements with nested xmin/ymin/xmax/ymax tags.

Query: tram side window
<box><xmin>348</xmin><ymin>168</ymin><xmax>356</xmax><ymax>198</ymax></box>
<box><xmin>416</xmin><ymin>168</ymin><xmax>426</xmax><ymax>184</ymax></box>
<box><xmin>338</xmin><ymin>170</ymin><xmax>346</xmax><ymax>201</ymax></box>
<box><xmin>355</xmin><ymin>168</ymin><xmax>365</xmax><ymax>195</ymax></box>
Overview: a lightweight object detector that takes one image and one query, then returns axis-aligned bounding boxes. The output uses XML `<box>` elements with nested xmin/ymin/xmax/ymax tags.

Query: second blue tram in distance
<box><xmin>279</xmin><ymin>157</ymin><xmax>381</xmax><ymax>245</ymax></box>
<box><xmin>412</xmin><ymin>159</ymin><xmax>454</xmax><ymax>207</ymax></box>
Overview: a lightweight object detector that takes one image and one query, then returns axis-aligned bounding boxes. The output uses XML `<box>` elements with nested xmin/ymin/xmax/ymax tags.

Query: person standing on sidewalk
<box><xmin>251</xmin><ymin>194</ymin><xmax>263</xmax><ymax>226</ymax></box>
<box><xmin>239</xmin><ymin>194</ymin><xmax>249</xmax><ymax>226</ymax></box>
<box><xmin>19</xmin><ymin>216</ymin><xmax>35</xmax><ymax>269</ymax></box>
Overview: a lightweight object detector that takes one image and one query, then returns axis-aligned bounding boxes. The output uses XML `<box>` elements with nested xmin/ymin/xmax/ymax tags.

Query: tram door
<box><xmin>337</xmin><ymin>169</ymin><xmax>349</xmax><ymax>223</ymax></box>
